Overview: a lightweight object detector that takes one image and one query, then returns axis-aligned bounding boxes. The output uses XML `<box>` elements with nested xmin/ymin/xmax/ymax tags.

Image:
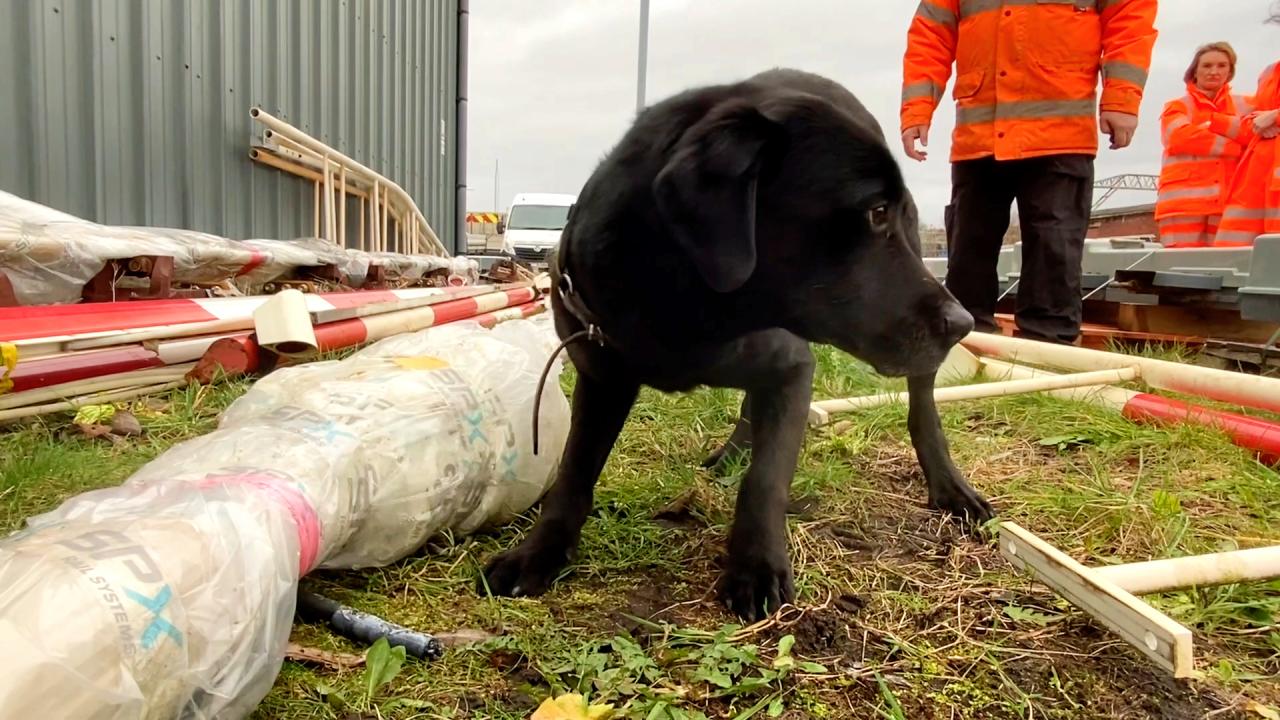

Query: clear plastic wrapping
<box><xmin>0</xmin><ymin>191</ymin><xmax>479</xmax><ymax>305</ymax></box>
<box><xmin>0</xmin><ymin>316</ymin><xmax>569</xmax><ymax>718</ymax></box>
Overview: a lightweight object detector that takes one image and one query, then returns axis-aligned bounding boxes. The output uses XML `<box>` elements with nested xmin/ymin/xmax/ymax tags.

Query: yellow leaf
<box><xmin>0</xmin><ymin>342</ymin><xmax>16</xmax><ymax>395</ymax></box>
<box><xmin>73</xmin><ymin>404</ymin><xmax>116</xmax><ymax>425</ymax></box>
<box><xmin>529</xmin><ymin>693</ymin><xmax>614</xmax><ymax>720</ymax></box>
<box><xmin>1246</xmin><ymin>700</ymin><xmax>1280</xmax><ymax>720</ymax></box>
<box><xmin>392</xmin><ymin>356</ymin><xmax>450</xmax><ymax>371</ymax></box>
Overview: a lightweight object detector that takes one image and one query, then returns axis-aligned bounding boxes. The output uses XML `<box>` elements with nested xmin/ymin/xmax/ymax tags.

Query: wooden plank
<box><xmin>994</xmin><ymin>314</ymin><xmax>1203</xmax><ymax>350</ymax></box>
<box><xmin>998</xmin><ymin>522</ymin><xmax>1195</xmax><ymax>678</ymax></box>
<box><xmin>1117</xmin><ymin>304</ymin><xmax>1279</xmax><ymax>345</ymax></box>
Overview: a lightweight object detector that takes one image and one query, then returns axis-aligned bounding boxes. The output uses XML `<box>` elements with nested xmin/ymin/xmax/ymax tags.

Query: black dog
<box><xmin>480</xmin><ymin>68</ymin><xmax>994</xmax><ymax>621</ymax></box>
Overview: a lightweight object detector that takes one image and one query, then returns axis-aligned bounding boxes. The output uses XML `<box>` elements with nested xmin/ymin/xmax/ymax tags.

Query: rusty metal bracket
<box><xmin>81</xmin><ymin>255</ymin><xmax>209</xmax><ymax>303</ymax></box>
<box><xmin>361</xmin><ymin>264</ymin><xmax>388</xmax><ymax>289</ymax></box>
<box><xmin>0</xmin><ymin>271</ymin><xmax>18</xmax><ymax>307</ymax></box>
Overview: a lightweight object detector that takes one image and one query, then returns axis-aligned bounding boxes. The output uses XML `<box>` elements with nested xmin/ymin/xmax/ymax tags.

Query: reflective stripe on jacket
<box><xmin>901</xmin><ymin>0</ymin><xmax>1158</xmax><ymax>162</ymax></box>
<box><xmin>1155</xmin><ymin>83</ymin><xmax>1247</xmax><ymax>221</ymax></box>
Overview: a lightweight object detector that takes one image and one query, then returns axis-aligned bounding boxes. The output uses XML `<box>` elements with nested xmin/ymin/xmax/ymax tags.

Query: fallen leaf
<box><xmin>285</xmin><ymin>643</ymin><xmax>365</xmax><ymax>671</ymax></box>
<box><xmin>1246</xmin><ymin>700</ymin><xmax>1280</xmax><ymax>720</ymax></box>
<box><xmin>74</xmin><ymin>423</ymin><xmax>114</xmax><ymax>440</ymax></box>
<box><xmin>110</xmin><ymin>411</ymin><xmax>143</xmax><ymax>437</ymax></box>
<box><xmin>530</xmin><ymin>693</ymin><xmax>613</xmax><ymax>720</ymax></box>
<box><xmin>73</xmin><ymin>404</ymin><xmax>116</xmax><ymax>426</ymax></box>
<box><xmin>435</xmin><ymin>628</ymin><xmax>499</xmax><ymax>648</ymax></box>
<box><xmin>139</xmin><ymin>397</ymin><xmax>172</xmax><ymax>415</ymax></box>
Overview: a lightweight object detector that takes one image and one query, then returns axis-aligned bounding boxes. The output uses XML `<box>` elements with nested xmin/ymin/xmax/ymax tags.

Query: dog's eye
<box><xmin>868</xmin><ymin>204</ymin><xmax>890</xmax><ymax>228</ymax></box>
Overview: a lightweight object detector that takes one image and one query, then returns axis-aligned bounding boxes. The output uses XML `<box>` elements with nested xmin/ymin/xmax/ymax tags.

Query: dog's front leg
<box><xmin>716</xmin><ymin>335</ymin><xmax>814</xmax><ymax>621</ymax></box>
<box><xmin>906</xmin><ymin>372</ymin><xmax>994</xmax><ymax>525</ymax></box>
<box><xmin>480</xmin><ymin>374</ymin><xmax>638</xmax><ymax>597</ymax></box>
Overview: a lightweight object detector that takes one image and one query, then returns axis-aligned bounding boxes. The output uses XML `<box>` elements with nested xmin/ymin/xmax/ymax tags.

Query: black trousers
<box><xmin>943</xmin><ymin>154</ymin><xmax>1094</xmax><ymax>345</ymax></box>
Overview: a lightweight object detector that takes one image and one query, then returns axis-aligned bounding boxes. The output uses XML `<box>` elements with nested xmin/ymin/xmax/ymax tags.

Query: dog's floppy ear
<box><xmin>653</xmin><ymin>98</ymin><xmax>783</xmax><ymax>293</ymax></box>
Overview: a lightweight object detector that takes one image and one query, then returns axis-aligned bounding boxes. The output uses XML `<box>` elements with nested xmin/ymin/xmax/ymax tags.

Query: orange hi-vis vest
<box><xmin>1216</xmin><ymin>62</ymin><xmax>1280</xmax><ymax>246</ymax></box>
<box><xmin>901</xmin><ymin>0</ymin><xmax>1158</xmax><ymax>163</ymax></box>
<box><xmin>1155</xmin><ymin>83</ymin><xmax>1250</xmax><ymax>223</ymax></box>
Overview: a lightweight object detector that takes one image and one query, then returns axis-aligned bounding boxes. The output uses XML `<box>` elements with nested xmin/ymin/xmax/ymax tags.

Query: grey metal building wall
<box><xmin>0</xmin><ymin>0</ymin><xmax>462</xmax><ymax>252</ymax></box>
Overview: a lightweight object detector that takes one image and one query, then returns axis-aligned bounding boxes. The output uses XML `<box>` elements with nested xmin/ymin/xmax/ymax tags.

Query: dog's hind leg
<box><xmin>711</xmin><ymin>332</ymin><xmax>814</xmax><ymax>621</ymax></box>
<box><xmin>907</xmin><ymin>372</ymin><xmax>995</xmax><ymax>526</ymax></box>
<box><xmin>701</xmin><ymin>394</ymin><xmax>752</xmax><ymax>472</ymax></box>
<box><xmin>479</xmin><ymin>374</ymin><xmax>638</xmax><ymax>597</ymax></box>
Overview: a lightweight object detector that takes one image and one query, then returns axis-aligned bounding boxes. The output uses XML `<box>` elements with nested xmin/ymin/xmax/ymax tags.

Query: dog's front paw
<box><xmin>700</xmin><ymin>444</ymin><xmax>729</xmax><ymax>469</ymax></box>
<box><xmin>700</xmin><ymin>445</ymin><xmax>741</xmax><ymax>476</ymax></box>
<box><xmin>717</xmin><ymin>542</ymin><xmax>795</xmax><ymax>622</ymax></box>
<box><xmin>928</xmin><ymin>475</ymin><xmax>996</xmax><ymax>527</ymax></box>
<box><xmin>478</xmin><ymin>539</ymin><xmax>571</xmax><ymax>597</ymax></box>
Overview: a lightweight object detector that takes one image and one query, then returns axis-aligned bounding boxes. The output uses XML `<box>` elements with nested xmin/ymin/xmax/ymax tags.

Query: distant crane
<box><xmin>1093</xmin><ymin>173</ymin><xmax>1158</xmax><ymax>210</ymax></box>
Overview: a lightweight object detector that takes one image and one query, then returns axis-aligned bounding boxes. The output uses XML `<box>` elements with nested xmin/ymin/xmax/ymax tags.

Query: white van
<box><xmin>500</xmin><ymin>192</ymin><xmax>576</xmax><ymax>264</ymax></box>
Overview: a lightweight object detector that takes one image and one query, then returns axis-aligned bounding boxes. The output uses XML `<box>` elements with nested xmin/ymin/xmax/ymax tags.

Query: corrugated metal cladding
<box><xmin>0</xmin><ymin>0</ymin><xmax>463</xmax><ymax>253</ymax></box>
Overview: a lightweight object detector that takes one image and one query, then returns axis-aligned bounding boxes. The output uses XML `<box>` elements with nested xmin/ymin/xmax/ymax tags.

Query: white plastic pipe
<box><xmin>263</xmin><ymin>127</ymin><xmax>418</xmax><ymax>251</ymax></box>
<box><xmin>977</xmin><ymin>357</ymin><xmax>1137</xmax><ymax>411</ymax></box>
<box><xmin>371</xmin><ymin>183</ymin><xmax>381</xmax><ymax>253</ymax></box>
<box><xmin>250</xmin><ymin>108</ymin><xmax>446</xmax><ymax>255</ymax></box>
<box><xmin>810</xmin><ymin>366</ymin><xmax>1138</xmax><ymax>426</ymax></box>
<box><xmin>962</xmin><ymin>332</ymin><xmax>1280</xmax><ymax>414</ymax></box>
<box><xmin>817</xmin><ymin>367</ymin><xmax>1137</xmax><ymax>413</ymax></box>
<box><xmin>0</xmin><ymin>380</ymin><xmax>189</xmax><ymax>421</ymax></box>
<box><xmin>1092</xmin><ymin>546</ymin><xmax>1280</xmax><ymax>596</ymax></box>
<box><xmin>339</xmin><ymin>166</ymin><xmax>348</xmax><ymax>248</ymax></box>
<box><xmin>65</xmin><ymin>319</ymin><xmax>250</xmax><ymax>352</ymax></box>
<box><xmin>0</xmin><ymin>366</ymin><xmax>195</xmax><ymax>411</ymax></box>
<box><xmin>323</xmin><ymin>154</ymin><xmax>335</xmax><ymax>243</ymax></box>
<box><xmin>359</xmin><ymin>192</ymin><xmax>367</xmax><ymax>251</ymax></box>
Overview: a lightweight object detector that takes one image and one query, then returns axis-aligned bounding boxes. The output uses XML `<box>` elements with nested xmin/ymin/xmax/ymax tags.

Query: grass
<box><xmin>2</xmin><ymin>345</ymin><xmax>1278</xmax><ymax>719</ymax></box>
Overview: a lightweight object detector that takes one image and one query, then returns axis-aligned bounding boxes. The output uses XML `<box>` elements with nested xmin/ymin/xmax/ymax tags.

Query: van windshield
<box><xmin>507</xmin><ymin>204</ymin><xmax>570</xmax><ymax>231</ymax></box>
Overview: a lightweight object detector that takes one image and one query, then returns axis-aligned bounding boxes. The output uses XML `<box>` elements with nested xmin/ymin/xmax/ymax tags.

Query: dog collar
<box><xmin>555</xmin><ymin>270</ymin><xmax>607</xmax><ymax>347</ymax></box>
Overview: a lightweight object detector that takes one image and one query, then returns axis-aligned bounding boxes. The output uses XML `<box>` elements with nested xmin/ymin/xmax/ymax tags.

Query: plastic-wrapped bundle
<box><xmin>237</xmin><ymin>237</ymin><xmax>368</xmax><ymax>288</ymax></box>
<box><xmin>346</xmin><ymin>251</ymin><xmax>480</xmax><ymax>288</ymax></box>
<box><xmin>0</xmin><ymin>192</ymin><xmax>268</xmax><ymax>305</ymax></box>
<box><xmin>0</xmin><ymin>316</ymin><xmax>570</xmax><ymax>718</ymax></box>
<box><xmin>0</xmin><ymin>191</ymin><xmax>478</xmax><ymax>305</ymax></box>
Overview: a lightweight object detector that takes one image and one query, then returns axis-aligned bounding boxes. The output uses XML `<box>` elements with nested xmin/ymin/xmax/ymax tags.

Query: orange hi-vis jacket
<box><xmin>1155</xmin><ymin>83</ymin><xmax>1250</xmax><ymax>222</ymax></box>
<box><xmin>1216</xmin><ymin>62</ymin><xmax>1280</xmax><ymax>246</ymax></box>
<box><xmin>901</xmin><ymin>0</ymin><xmax>1158</xmax><ymax>163</ymax></box>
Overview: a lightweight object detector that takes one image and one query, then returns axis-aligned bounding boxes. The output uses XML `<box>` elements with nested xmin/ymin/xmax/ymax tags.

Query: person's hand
<box><xmin>1099</xmin><ymin>111</ymin><xmax>1138</xmax><ymax>150</ymax></box>
<box><xmin>1253</xmin><ymin>109</ymin><xmax>1278</xmax><ymax>133</ymax></box>
<box><xmin>1262</xmin><ymin>125</ymin><xmax>1280</xmax><ymax>140</ymax></box>
<box><xmin>902</xmin><ymin>125</ymin><xmax>930</xmax><ymax>161</ymax></box>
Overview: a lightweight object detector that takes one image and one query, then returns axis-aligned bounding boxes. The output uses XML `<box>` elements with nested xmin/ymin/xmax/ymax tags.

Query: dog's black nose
<box><xmin>941</xmin><ymin>302</ymin><xmax>975</xmax><ymax>345</ymax></box>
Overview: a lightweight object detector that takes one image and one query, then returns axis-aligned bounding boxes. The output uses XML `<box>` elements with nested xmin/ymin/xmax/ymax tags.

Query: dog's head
<box><xmin>653</xmin><ymin>85</ymin><xmax>972</xmax><ymax>377</ymax></box>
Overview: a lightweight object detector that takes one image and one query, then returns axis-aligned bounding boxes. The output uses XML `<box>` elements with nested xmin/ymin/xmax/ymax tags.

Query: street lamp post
<box><xmin>637</xmin><ymin>0</ymin><xmax>649</xmax><ymax>114</ymax></box>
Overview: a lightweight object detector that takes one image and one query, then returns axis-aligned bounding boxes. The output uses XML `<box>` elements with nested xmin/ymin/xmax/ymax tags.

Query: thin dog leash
<box><xmin>531</xmin><ymin>324</ymin><xmax>601</xmax><ymax>455</ymax></box>
<box><xmin>531</xmin><ymin>237</ymin><xmax>607</xmax><ymax>456</ymax></box>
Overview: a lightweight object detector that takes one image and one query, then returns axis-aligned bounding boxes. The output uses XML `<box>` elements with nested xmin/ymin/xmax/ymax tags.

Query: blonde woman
<box><xmin>1155</xmin><ymin>43</ymin><xmax>1249</xmax><ymax>247</ymax></box>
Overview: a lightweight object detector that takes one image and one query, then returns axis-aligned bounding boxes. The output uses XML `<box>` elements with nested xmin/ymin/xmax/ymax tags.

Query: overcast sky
<box><xmin>465</xmin><ymin>1</ymin><xmax>1276</xmax><ymax>226</ymax></box>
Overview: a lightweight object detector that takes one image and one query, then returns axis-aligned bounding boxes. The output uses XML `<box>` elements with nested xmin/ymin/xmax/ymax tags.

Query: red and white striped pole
<box><xmin>979</xmin><ymin>357</ymin><xmax>1280</xmax><ymax>465</ymax></box>
<box><xmin>1</xmin><ymin>285</ymin><xmax>502</xmax><ymax>357</ymax></box>
<box><xmin>190</xmin><ymin>287</ymin><xmax>538</xmax><ymax>382</ymax></box>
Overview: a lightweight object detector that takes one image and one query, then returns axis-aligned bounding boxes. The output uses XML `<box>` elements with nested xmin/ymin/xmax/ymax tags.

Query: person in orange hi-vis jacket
<box><xmin>1214</xmin><ymin>10</ymin><xmax>1280</xmax><ymax>246</ymax></box>
<box><xmin>901</xmin><ymin>0</ymin><xmax>1157</xmax><ymax>345</ymax></box>
<box><xmin>1156</xmin><ymin>43</ymin><xmax>1250</xmax><ymax>248</ymax></box>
